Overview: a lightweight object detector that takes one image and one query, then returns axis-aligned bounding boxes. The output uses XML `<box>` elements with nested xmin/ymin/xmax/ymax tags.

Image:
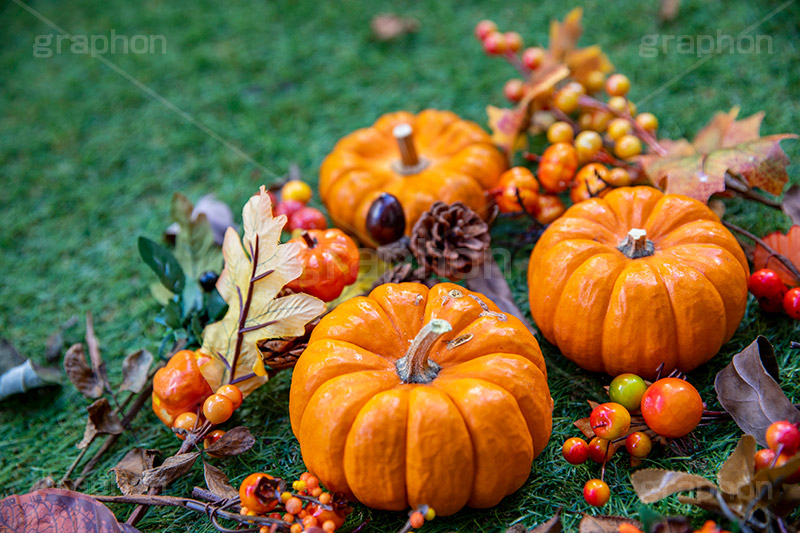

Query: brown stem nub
<box><xmin>392</xmin><ymin>124</ymin><xmax>429</xmax><ymax>175</ymax></box>
<box><xmin>617</xmin><ymin>228</ymin><xmax>655</xmax><ymax>259</ymax></box>
<box><xmin>301</xmin><ymin>231</ymin><xmax>316</xmax><ymax>248</ymax></box>
<box><xmin>395</xmin><ymin>319</ymin><xmax>451</xmax><ymax>384</ymax></box>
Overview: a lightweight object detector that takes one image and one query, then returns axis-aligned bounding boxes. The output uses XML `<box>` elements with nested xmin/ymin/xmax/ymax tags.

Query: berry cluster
<box><xmin>754</xmin><ymin>420</ymin><xmax>800</xmax><ymax>483</ymax></box>
<box><xmin>272</xmin><ymin>180</ymin><xmax>328</xmax><ymax>234</ymax></box>
<box><xmin>748</xmin><ymin>268</ymin><xmax>800</xmax><ymax>319</ymax></box>
<box><xmin>562</xmin><ymin>375</ymin><xmax>705</xmax><ymax>507</ymax></box>
<box><xmin>172</xmin><ymin>383</ymin><xmax>243</xmax><ymax>443</ymax></box>
<box><xmin>475</xmin><ymin>20</ymin><xmax>663</xmax><ymax>220</ymax></box>
<box><xmin>238</xmin><ymin>471</ymin><xmax>353</xmax><ymax>532</ymax></box>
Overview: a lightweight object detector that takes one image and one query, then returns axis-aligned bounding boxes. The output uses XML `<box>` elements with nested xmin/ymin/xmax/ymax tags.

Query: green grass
<box><xmin>1</xmin><ymin>0</ymin><xmax>799</xmax><ymax>531</ymax></box>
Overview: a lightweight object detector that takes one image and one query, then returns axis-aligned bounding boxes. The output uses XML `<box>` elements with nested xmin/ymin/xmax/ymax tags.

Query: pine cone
<box><xmin>256</xmin><ymin>318</ymin><xmax>319</xmax><ymax>374</ymax></box>
<box><xmin>410</xmin><ymin>202</ymin><xmax>490</xmax><ymax>280</ymax></box>
<box><xmin>371</xmin><ymin>263</ymin><xmax>433</xmax><ymax>290</ymax></box>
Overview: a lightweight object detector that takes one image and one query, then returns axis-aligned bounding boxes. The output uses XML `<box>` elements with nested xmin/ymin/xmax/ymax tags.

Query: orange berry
<box><xmin>474</xmin><ymin>20</ymin><xmax>498</xmax><ymax>40</ymax></box>
<box><xmin>635</xmin><ymin>112</ymin><xmax>658</xmax><ymax>132</ymax></box>
<box><xmin>306</xmin><ymin>476</ymin><xmax>319</xmax><ymax>490</ymax></box>
<box><xmin>483</xmin><ymin>32</ymin><xmax>507</xmax><ymax>55</ymax></box>
<box><xmin>522</xmin><ymin>47</ymin><xmax>544</xmax><ymax>69</ymax></box>
<box><xmin>318</xmin><ymin>492</ymin><xmax>332</xmax><ymax>505</ymax></box>
<box><xmin>285</xmin><ymin>497</ymin><xmax>303</xmax><ymax>515</ymax></box>
<box><xmin>322</xmin><ymin>520</ymin><xmax>337</xmax><ymax>532</ymax></box>
<box><xmin>606</xmin><ymin>73</ymin><xmax>631</xmax><ymax>96</ymax></box>
<box><xmin>607</xmin><ymin>118</ymin><xmax>632</xmax><ymax>140</ymax></box>
<box><xmin>281</xmin><ymin>180</ymin><xmax>312</xmax><ymax>204</ymax></box>
<box><xmin>554</xmin><ymin>88</ymin><xmax>580</xmax><ymax>114</ymax></box>
<box><xmin>303</xmin><ymin>516</ymin><xmax>319</xmax><ymax>528</ymax></box>
<box><xmin>641</xmin><ymin>378</ymin><xmax>703</xmax><ymax>438</ymax></box>
<box><xmin>311</xmin><ymin>487</ymin><xmax>322</xmax><ymax>497</ymax></box>
<box><xmin>494</xmin><ymin>166</ymin><xmax>540</xmax><ymax>213</ymax></box>
<box><xmin>607</xmin><ymin>96</ymin><xmax>629</xmax><ymax>114</ymax></box>
<box><xmin>281</xmin><ymin>491</ymin><xmax>292</xmax><ymax>503</ymax></box>
<box><xmin>283</xmin><ymin>513</ymin><xmax>295</xmax><ymax>523</ymax></box>
<box><xmin>538</xmin><ymin>143</ymin><xmax>578</xmax><ymax>193</ymax></box>
<box><xmin>202</xmin><ymin>393</ymin><xmax>234</xmax><ymax>425</ymax></box>
<box><xmin>203</xmin><ymin>429</ymin><xmax>226</xmax><ymax>449</ymax></box>
<box><xmin>584</xmin><ymin>479</ymin><xmax>611</xmax><ymax>507</ymax></box>
<box><xmin>588</xmin><ymin>436</ymin><xmax>615</xmax><ymax>463</ymax></box>
<box><xmin>172</xmin><ymin>412</ymin><xmax>198</xmax><ymax>440</ymax></box>
<box><xmin>754</xmin><ymin>448</ymin><xmax>776</xmax><ymax>472</ymax></box>
<box><xmin>239</xmin><ymin>473</ymin><xmax>279</xmax><ymax>514</ymax></box>
<box><xmin>409</xmin><ymin>511</ymin><xmax>425</xmax><ymax>529</ymax></box>
<box><xmin>504</xmin><ymin>31</ymin><xmax>523</xmax><ymax>52</ymax></box>
<box><xmin>216</xmin><ymin>384</ymin><xmax>243</xmax><ymax>410</ymax></box>
<box><xmin>290</xmin><ymin>524</ymin><xmax>302</xmax><ymax>533</ymax></box>
<box><xmin>574</xmin><ymin>130</ymin><xmax>603</xmax><ymax>163</ymax></box>
<box><xmin>300</xmin><ymin>472</ymin><xmax>311</xmax><ymax>481</ymax></box>
<box><xmin>297</xmin><ymin>509</ymin><xmax>308</xmax><ymax>519</ymax></box>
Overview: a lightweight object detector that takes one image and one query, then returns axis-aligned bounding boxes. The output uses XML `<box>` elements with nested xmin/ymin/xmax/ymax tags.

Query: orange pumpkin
<box><xmin>286</xmin><ymin>229</ymin><xmax>360</xmax><ymax>302</ymax></box>
<box><xmin>319</xmin><ymin>110</ymin><xmax>506</xmax><ymax>244</ymax></box>
<box><xmin>528</xmin><ymin>186</ymin><xmax>749</xmax><ymax>378</ymax></box>
<box><xmin>152</xmin><ymin>350</ymin><xmax>213</xmax><ymax>426</ymax></box>
<box><xmin>289</xmin><ymin>282</ymin><xmax>552</xmax><ymax>515</ymax></box>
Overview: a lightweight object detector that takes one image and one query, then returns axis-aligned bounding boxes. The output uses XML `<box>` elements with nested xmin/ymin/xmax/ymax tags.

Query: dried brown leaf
<box><xmin>110</xmin><ymin>448</ymin><xmax>158</xmax><ymax>496</ymax></box>
<box><xmin>579</xmin><ymin>515</ymin><xmax>641</xmax><ymax>533</ymax></box>
<box><xmin>631</xmin><ymin>469</ymin><xmax>715</xmax><ymax>504</ymax></box>
<box><xmin>754</xmin><ymin>226</ymin><xmax>800</xmax><ymax>287</ymax></box>
<box><xmin>63</xmin><ymin>344</ymin><xmax>103</xmax><ymax>399</ymax></box>
<box><xmin>203</xmin><ymin>426</ymin><xmax>255</xmax><ymax>457</ymax></box>
<box><xmin>715</xmin><ymin>337</ymin><xmax>799</xmax><ymax>446</ymax></box>
<box><xmin>120</xmin><ymin>350</ymin><xmax>153</xmax><ymax>394</ymax></box>
<box><xmin>78</xmin><ymin>398</ymin><xmax>124</xmax><ymax>449</ymax></box>
<box><xmin>370</xmin><ymin>13</ymin><xmax>419</xmax><ymax>41</ymax></box>
<box><xmin>141</xmin><ymin>452</ymin><xmax>199</xmax><ymax>489</ymax></box>
<box><xmin>574</xmin><ymin>417</ymin><xmax>595</xmax><ymax>439</ymax></box>
<box><xmin>0</xmin><ymin>489</ymin><xmax>140</xmax><ymax>532</ymax></box>
<box><xmin>84</xmin><ymin>312</ymin><xmax>109</xmax><ymax>392</ymax></box>
<box><xmin>784</xmin><ymin>185</ymin><xmax>800</xmax><ymax>226</ymax></box>
<box><xmin>203</xmin><ymin>461</ymin><xmax>239</xmax><ymax>500</ymax></box>
<box><xmin>717</xmin><ymin>435</ymin><xmax>755</xmax><ymax>495</ymax></box>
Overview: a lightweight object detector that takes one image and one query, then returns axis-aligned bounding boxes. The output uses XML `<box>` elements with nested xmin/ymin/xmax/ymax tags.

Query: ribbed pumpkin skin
<box><xmin>319</xmin><ymin>110</ymin><xmax>506</xmax><ymax>243</ymax></box>
<box><xmin>289</xmin><ymin>282</ymin><xmax>552</xmax><ymax>516</ymax></box>
<box><xmin>528</xmin><ymin>187</ymin><xmax>749</xmax><ymax>379</ymax></box>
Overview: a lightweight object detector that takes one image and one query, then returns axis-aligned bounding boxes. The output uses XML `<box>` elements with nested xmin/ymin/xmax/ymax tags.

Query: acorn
<box><xmin>366</xmin><ymin>193</ymin><xmax>406</xmax><ymax>245</ymax></box>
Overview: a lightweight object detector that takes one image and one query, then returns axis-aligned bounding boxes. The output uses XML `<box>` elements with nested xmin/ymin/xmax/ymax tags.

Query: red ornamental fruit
<box><xmin>562</xmin><ymin>437</ymin><xmax>590</xmax><ymax>465</ymax></box>
<box><xmin>625</xmin><ymin>432</ymin><xmax>652</xmax><ymax>458</ymax></box>
<box><xmin>522</xmin><ymin>47</ymin><xmax>544</xmax><ymax>69</ymax></box>
<box><xmin>474</xmin><ymin>20</ymin><xmax>498</xmax><ymax>40</ymax></box>
<box><xmin>504</xmin><ymin>32</ymin><xmax>523</xmax><ymax>52</ymax></box>
<box><xmin>640</xmin><ymin>378</ymin><xmax>703</xmax><ymax>438</ymax></box>
<box><xmin>754</xmin><ymin>448</ymin><xmax>776</xmax><ymax>472</ymax></box>
<box><xmin>774</xmin><ymin>453</ymin><xmax>800</xmax><ymax>483</ymax></box>
<box><xmin>239</xmin><ymin>473</ymin><xmax>280</xmax><ymax>514</ymax></box>
<box><xmin>583</xmin><ymin>479</ymin><xmax>610</xmax><ymax>507</ymax></box>
<box><xmin>483</xmin><ymin>32</ymin><xmax>507</xmax><ymax>55</ymax></box>
<box><xmin>590</xmin><ymin>402</ymin><xmax>631</xmax><ymax>440</ymax></box>
<box><xmin>204</xmin><ymin>429</ymin><xmax>226</xmax><ymax>449</ymax></box>
<box><xmin>748</xmin><ymin>269</ymin><xmax>787</xmax><ymax>300</ymax></box>
<box><xmin>504</xmin><ymin>79</ymin><xmax>526</xmax><ymax>103</ymax></box>
<box><xmin>766</xmin><ymin>420</ymin><xmax>800</xmax><ymax>455</ymax></box>
<box><xmin>588</xmin><ymin>436</ymin><xmax>614</xmax><ymax>464</ymax></box>
<box><xmin>275</xmin><ymin>199</ymin><xmax>306</xmax><ymax>221</ymax></box>
<box><xmin>784</xmin><ymin>288</ymin><xmax>800</xmax><ymax>319</ymax></box>
<box><xmin>289</xmin><ymin>206</ymin><xmax>328</xmax><ymax>232</ymax></box>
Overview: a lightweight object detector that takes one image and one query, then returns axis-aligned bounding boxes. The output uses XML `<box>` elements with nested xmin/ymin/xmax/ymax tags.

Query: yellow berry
<box><xmin>281</xmin><ymin>491</ymin><xmax>292</xmax><ymax>503</ymax></box>
<box><xmin>635</xmin><ymin>112</ymin><xmax>659</xmax><ymax>132</ymax></box>
<box><xmin>608</xmin><ymin>96</ymin><xmax>628</xmax><ymax>114</ymax></box>
<box><xmin>574</xmin><ymin>131</ymin><xmax>603</xmax><ymax>163</ymax></box>
<box><xmin>589</xmin><ymin>110</ymin><xmax>612</xmax><ymax>131</ymax></box>
<box><xmin>614</xmin><ymin>135</ymin><xmax>643</xmax><ymax>159</ymax></box>
<box><xmin>607</xmin><ymin>167</ymin><xmax>633</xmax><ymax>187</ymax></box>
<box><xmin>607</xmin><ymin>118</ymin><xmax>632</xmax><ymax>140</ymax></box>
<box><xmin>554</xmin><ymin>89</ymin><xmax>580</xmax><ymax>114</ymax></box>
<box><xmin>424</xmin><ymin>507</ymin><xmax>436</xmax><ymax>521</ymax></box>
<box><xmin>564</xmin><ymin>81</ymin><xmax>586</xmax><ymax>95</ymax></box>
<box><xmin>547</xmin><ymin>121</ymin><xmax>574</xmax><ymax>144</ymax></box>
<box><xmin>585</xmin><ymin>70</ymin><xmax>606</xmax><ymax>93</ymax></box>
<box><xmin>606</xmin><ymin>73</ymin><xmax>630</xmax><ymax>96</ymax></box>
<box><xmin>292</xmin><ymin>480</ymin><xmax>307</xmax><ymax>491</ymax></box>
<box><xmin>281</xmin><ymin>180</ymin><xmax>312</xmax><ymax>204</ymax></box>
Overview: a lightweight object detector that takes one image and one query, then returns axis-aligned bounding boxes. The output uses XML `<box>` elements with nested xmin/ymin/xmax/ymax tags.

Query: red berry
<box><xmin>608</xmin><ymin>373</ymin><xmax>647</xmax><ymax>411</ymax></box>
<box><xmin>239</xmin><ymin>473</ymin><xmax>279</xmax><ymax>514</ymax></box>
<box><xmin>641</xmin><ymin>378</ymin><xmax>703</xmax><ymax>438</ymax></box>
<box><xmin>474</xmin><ymin>20</ymin><xmax>498</xmax><ymax>41</ymax></box>
<box><xmin>562</xmin><ymin>437</ymin><xmax>590</xmax><ymax>464</ymax></box>
<box><xmin>754</xmin><ymin>448</ymin><xmax>776</xmax><ymax>472</ymax></box>
<box><xmin>482</xmin><ymin>32</ymin><xmax>507</xmax><ymax>55</ymax></box>
<box><xmin>504</xmin><ymin>32</ymin><xmax>523</xmax><ymax>52</ymax></box>
<box><xmin>625</xmin><ymin>432</ymin><xmax>652</xmax><ymax>458</ymax></box>
<box><xmin>588</xmin><ymin>436</ymin><xmax>614</xmax><ymax>463</ymax></box>
<box><xmin>521</xmin><ymin>47</ymin><xmax>544</xmax><ymax>69</ymax></box>
<box><xmin>274</xmin><ymin>199</ymin><xmax>305</xmax><ymax>220</ymax></box>
<box><xmin>760</xmin><ymin>293</ymin><xmax>787</xmax><ymax>313</ymax></box>
<box><xmin>203</xmin><ymin>429</ymin><xmax>226</xmax><ymax>449</ymax></box>
<box><xmin>409</xmin><ymin>511</ymin><xmax>425</xmax><ymax>528</ymax></box>
<box><xmin>766</xmin><ymin>420</ymin><xmax>800</xmax><ymax>455</ymax></box>
<box><xmin>784</xmin><ymin>288</ymin><xmax>800</xmax><ymax>319</ymax></box>
<box><xmin>289</xmin><ymin>206</ymin><xmax>327</xmax><ymax>231</ymax></box>
<box><xmin>583</xmin><ymin>479</ymin><xmax>610</xmax><ymax>507</ymax></box>
<box><xmin>748</xmin><ymin>269</ymin><xmax>787</xmax><ymax>300</ymax></box>
<box><xmin>774</xmin><ymin>453</ymin><xmax>800</xmax><ymax>483</ymax></box>
<box><xmin>504</xmin><ymin>79</ymin><xmax>526</xmax><ymax>102</ymax></box>
<box><xmin>285</xmin><ymin>496</ymin><xmax>303</xmax><ymax>515</ymax></box>
<box><xmin>590</xmin><ymin>402</ymin><xmax>631</xmax><ymax>440</ymax></box>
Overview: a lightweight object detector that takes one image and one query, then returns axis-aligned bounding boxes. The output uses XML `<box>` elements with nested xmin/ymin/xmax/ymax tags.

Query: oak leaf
<box><xmin>753</xmin><ymin>225</ymin><xmax>800</xmax><ymax>287</ymax></box>
<box><xmin>198</xmin><ymin>186</ymin><xmax>325</xmax><ymax>395</ymax></box>
<box><xmin>203</xmin><ymin>461</ymin><xmax>238</xmax><ymax>500</ymax></box>
<box><xmin>641</xmin><ymin>107</ymin><xmax>797</xmax><ymax>203</ymax></box>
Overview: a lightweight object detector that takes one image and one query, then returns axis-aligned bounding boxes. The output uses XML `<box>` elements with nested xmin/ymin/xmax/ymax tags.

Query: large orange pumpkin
<box><xmin>289</xmin><ymin>282</ymin><xmax>552</xmax><ymax>515</ymax></box>
<box><xmin>319</xmin><ymin>110</ymin><xmax>506</xmax><ymax>244</ymax></box>
<box><xmin>528</xmin><ymin>186</ymin><xmax>749</xmax><ymax>378</ymax></box>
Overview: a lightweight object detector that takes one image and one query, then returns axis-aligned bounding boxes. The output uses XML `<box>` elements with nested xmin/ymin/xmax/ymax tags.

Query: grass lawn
<box><xmin>1</xmin><ymin>0</ymin><xmax>799</xmax><ymax>530</ymax></box>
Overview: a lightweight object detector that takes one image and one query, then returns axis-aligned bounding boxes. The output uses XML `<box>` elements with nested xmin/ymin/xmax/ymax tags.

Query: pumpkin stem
<box><xmin>395</xmin><ymin>318</ymin><xmax>452</xmax><ymax>384</ymax></box>
<box><xmin>617</xmin><ymin>228</ymin><xmax>655</xmax><ymax>259</ymax></box>
<box><xmin>301</xmin><ymin>231</ymin><xmax>316</xmax><ymax>248</ymax></box>
<box><xmin>392</xmin><ymin>123</ymin><xmax>429</xmax><ymax>175</ymax></box>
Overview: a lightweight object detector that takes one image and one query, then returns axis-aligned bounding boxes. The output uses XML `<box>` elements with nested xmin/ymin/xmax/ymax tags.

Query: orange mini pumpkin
<box><xmin>319</xmin><ymin>110</ymin><xmax>506</xmax><ymax>244</ymax></box>
<box><xmin>528</xmin><ymin>186</ymin><xmax>749</xmax><ymax>378</ymax></box>
<box><xmin>286</xmin><ymin>229</ymin><xmax>360</xmax><ymax>302</ymax></box>
<box><xmin>152</xmin><ymin>350</ymin><xmax>213</xmax><ymax>426</ymax></box>
<box><xmin>289</xmin><ymin>282</ymin><xmax>552</xmax><ymax>515</ymax></box>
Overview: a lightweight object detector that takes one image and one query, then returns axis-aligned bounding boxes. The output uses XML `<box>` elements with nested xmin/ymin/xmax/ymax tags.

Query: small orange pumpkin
<box><xmin>319</xmin><ymin>110</ymin><xmax>506</xmax><ymax>244</ymax></box>
<box><xmin>286</xmin><ymin>229</ymin><xmax>360</xmax><ymax>302</ymax></box>
<box><xmin>152</xmin><ymin>350</ymin><xmax>213</xmax><ymax>426</ymax></box>
<box><xmin>289</xmin><ymin>282</ymin><xmax>552</xmax><ymax>515</ymax></box>
<box><xmin>528</xmin><ymin>186</ymin><xmax>749</xmax><ymax>378</ymax></box>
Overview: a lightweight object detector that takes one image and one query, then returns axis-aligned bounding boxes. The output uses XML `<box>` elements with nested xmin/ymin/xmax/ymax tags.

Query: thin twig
<box><xmin>722</xmin><ymin>220</ymin><xmax>800</xmax><ymax>284</ymax></box>
<box><xmin>724</xmin><ymin>174</ymin><xmax>782</xmax><ymax>209</ymax></box>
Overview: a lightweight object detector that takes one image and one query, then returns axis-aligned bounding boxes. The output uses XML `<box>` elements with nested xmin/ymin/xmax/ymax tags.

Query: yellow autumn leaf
<box><xmin>198</xmin><ymin>186</ymin><xmax>325</xmax><ymax>396</ymax></box>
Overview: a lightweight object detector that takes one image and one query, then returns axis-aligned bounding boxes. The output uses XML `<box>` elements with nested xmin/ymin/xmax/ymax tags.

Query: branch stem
<box><xmin>722</xmin><ymin>220</ymin><xmax>800</xmax><ymax>284</ymax></box>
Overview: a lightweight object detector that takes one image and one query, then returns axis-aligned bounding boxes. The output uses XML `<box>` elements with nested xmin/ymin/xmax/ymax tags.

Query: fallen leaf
<box><xmin>784</xmin><ymin>185</ymin><xmax>800</xmax><ymax>225</ymax></box>
<box><xmin>641</xmin><ymin>107</ymin><xmax>797</xmax><ymax>203</ymax></box>
<box><xmin>530</xmin><ymin>509</ymin><xmax>562</xmax><ymax>532</ymax></box>
<box><xmin>0</xmin><ymin>489</ymin><xmax>139</xmax><ymax>532</ymax></box>
<box><xmin>574</xmin><ymin>417</ymin><xmax>595</xmax><ymax>439</ymax></box>
<box><xmin>45</xmin><ymin>332</ymin><xmax>63</xmax><ymax>364</ymax></box>
<box><xmin>717</xmin><ymin>434</ymin><xmax>755</xmax><ymax>495</ymax></box>
<box><xmin>110</xmin><ymin>448</ymin><xmax>158</xmax><ymax>496</ymax></box>
<box><xmin>203</xmin><ymin>426</ymin><xmax>255</xmax><ymax>457</ymax></box>
<box><xmin>753</xmin><ymin>226</ymin><xmax>800</xmax><ymax>287</ymax></box>
<box><xmin>120</xmin><ymin>350</ymin><xmax>154</xmax><ymax>394</ymax></box>
<box><xmin>29</xmin><ymin>476</ymin><xmax>55</xmax><ymax>492</ymax></box>
<box><xmin>579</xmin><ymin>515</ymin><xmax>642</xmax><ymax>533</ymax></box>
<box><xmin>63</xmin><ymin>344</ymin><xmax>103</xmax><ymax>399</ymax></box>
<box><xmin>752</xmin><ymin>452</ymin><xmax>800</xmax><ymax>486</ymax></box>
<box><xmin>631</xmin><ymin>469</ymin><xmax>715</xmax><ymax>504</ymax></box>
<box><xmin>203</xmin><ymin>461</ymin><xmax>238</xmax><ymax>500</ymax></box>
<box><xmin>84</xmin><ymin>312</ymin><xmax>110</xmax><ymax>392</ymax></box>
<box><xmin>199</xmin><ymin>186</ymin><xmax>325</xmax><ymax>396</ymax></box>
<box><xmin>370</xmin><ymin>13</ymin><xmax>419</xmax><ymax>41</ymax></box>
<box><xmin>714</xmin><ymin>336</ymin><xmax>800</xmax><ymax>446</ymax></box>
<box><xmin>141</xmin><ymin>452</ymin><xmax>200</xmax><ymax>489</ymax></box>
<box><xmin>78</xmin><ymin>398</ymin><xmax>124</xmax><ymax>449</ymax></box>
